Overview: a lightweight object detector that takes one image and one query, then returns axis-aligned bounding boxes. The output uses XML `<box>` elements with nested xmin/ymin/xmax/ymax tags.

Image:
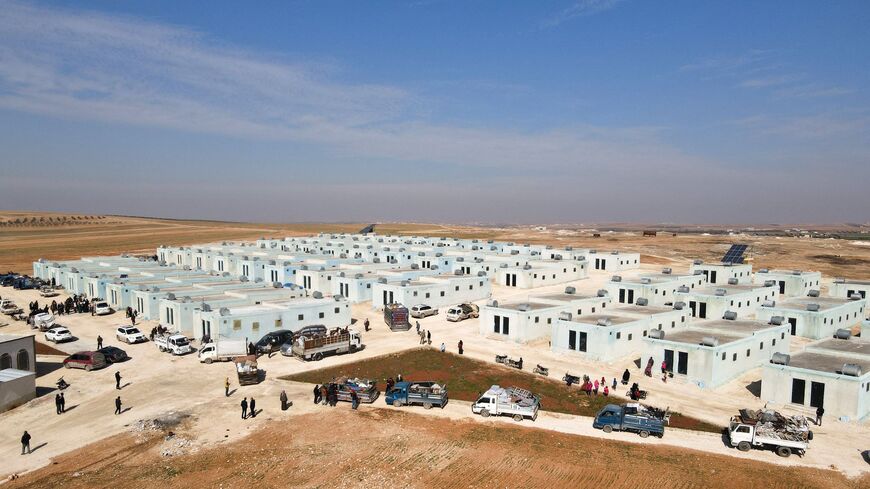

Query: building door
<box><xmin>710</xmin><ymin>271</ymin><xmax>717</xmax><ymax>283</ymax></box>
<box><xmin>664</xmin><ymin>349</ymin><xmax>674</xmax><ymax>372</ymax></box>
<box><xmin>677</xmin><ymin>351</ymin><xmax>688</xmax><ymax>375</ymax></box>
<box><xmin>791</xmin><ymin>378</ymin><xmax>806</xmax><ymax>404</ymax></box>
<box><xmin>810</xmin><ymin>382</ymin><xmax>825</xmax><ymax>409</ymax></box>
<box><xmin>578</xmin><ymin>332</ymin><xmax>587</xmax><ymax>352</ymax></box>
<box><xmin>594</xmin><ymin>258</ymin><xmax>600</xmax><ymax>270</ymax></box>
<box><xmin>698</xmin><ymin>302</ymin><xmax>707</xmax><ymax>319</ymax></box>
<box><xmin>493</xmin><ymin>315</ymin><xmax>501</xmax><ymax>333</ymax></box>
<box><xmin>689</xmin><ymin>301</ymin><xmax>697</xmax><ymax>317</ymax></box>
<box><xmin>627</xmin><ymin>290</ymin><xmax>635</xmax><ymax>304</ymax></box>
<box><xmin>502</xmin><ymin>317</ymin><xmax>510</xmax><ymax>335</ymax></box>
<box><xmin>788</xmin><ymin>317</ymin><xmax>797</xmax><ymax>336</ymax></box>
<box><xmin>619</xmin><ymin>289</ymin><xmax>626</xmax><ymax>303</ymax></box>
<box><xmin>778</xmin><ymin>281</ymin><xmax>786</xmax><ymax>294</ymax></box>
<box><xmin>569</xmin><ymin>330</ymin><xmax>576</xmax><ymax>350</ymax></box>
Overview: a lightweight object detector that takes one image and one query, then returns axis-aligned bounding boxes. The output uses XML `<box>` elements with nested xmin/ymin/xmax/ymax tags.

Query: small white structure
<box><xmin>753</xmin><ymin>269</ymin><xmax>822</xmax><ymax>298</ymax></box>
<box><xmin>193</xmin><ymin>296</ymin><xmax>352</xmax><ymax>341</ymax></box>
<box><xmin>756</xmin><ymin>296</ymin><xmax>867</xmax><ymax>339</ymax></box>
<box><xmin>675</xmin><ymin>283</ymin><xmax>778</xmax><ymax>320</ymax></box>
<box><xmin>294</xmin><ymin>265</ymin><xmax>339</xmax><ymax>294</ymax></box>
<box><xmin>496</xmin><ymin>259</ymin><xmax>587</xmax><ymax>289</ymax></box>
<box><xmin>829</xmin><ymin>279</ymin><xmax>870</xmax><ymax>301</ymax></box>
<box><xmin>689</xmin><ymin>260</ymin><xmax>753</xmax><ymax>285</ymax></box>
<box><xmin>762</xmin><ymin>337</ymin><xmax>870</xmax><ymax>420</ymax></box>
<box><xmin>643</xmin><ymin>318</ymin><xmax>790</xmax><ymax>389</ymax></box>
<box><xmin>586</xmin><ymin>251</ymin><xmax>641</xmax><ymax>272</ymax></box>
<box><xmin>0</xmin><ymin>334</ymin><xmax>36</xmax><ymax>412</ymax></box>
<box><xmin>479</xmin><ymin>300</ymin><xmax>566</xmax><ymax>343</ymax></box>
<box><xmin>552</xmin><ymin>302</ymin><xmax>688</xmax><ymax>362</ymax></box>
<box><xmin>607</xmin><ymin>270</ymin><xmax>707</xmax><ymax>306</ymax></box>
<box><xmin>372</xmin><ymin>273</ymin><xmax>491</xmax><ymax>309</ymax></box>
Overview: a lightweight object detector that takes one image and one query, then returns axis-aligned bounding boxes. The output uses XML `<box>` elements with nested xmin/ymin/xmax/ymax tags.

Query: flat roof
<box><xmin>622</xmin><ymin>274</ymin><xmax>692</xmax><ymax>285</ymax></box>
<box><xmin>0</xmin><ymin>334</ymin><xmax>34</xmax><ymax>344</ymax></box>
<box><xmin>497</xmin><ymin>302</ymin><xmax>563</xmax><ymax>312</ymax></box>
<box><xmin>695</xmin><ymin>262</ymin><xmax>751</xmax><ymax>268</ymax></box>
<box><xmin>609</xmin><ymin>304</ymin><xmax>675</xmax><ymax>316</ymax></box>
<box><xmin>774</xmin><ymin>297</ymin><xmax>858</xmax><ymax>312</ymax></box>
<box><xmin>808</xmin><ymin>339</ymin><xmax>870</xmax><ymax>357</ymax></box>
<box><xmin>757</xmin><ymin>269</ymin><xmax>820</xmax><ymax>276</ymax></box>
<box><xmin>833</xmin><ymin>279</ymin><xmax>870</xmax><ymax>286</ymax></box>
<box><xmin>787</xmin><ymin>352</ymin><xmax>870</xmax><ymax>375</ymax></box>
<box><xmin>660</xmin><ymin>329</ymin><xmax>746</xmax><ymax>346</ymax></box>
<box><xmin>532</xmin><ymin>293</ymin><xmax>602</xmax><ymax>302</ymax></box>
<box><xmin>572</xmin><ymin>314</ymin><xmax>638</xmax><ymax>326</ymax></box>
<box><xmin>693</xmin><ymin>319</ymin><xmax>779</xmax><ymax>334</ymax></box>
<box><xmin>0</xmin><ymin>368</ymin><xmax>36</xmax><ymax>382</ymax></box>
<box><xmin>687</xmin><ymin>284</ymin><xmax>769</xmax><ymax>296</ymax></box>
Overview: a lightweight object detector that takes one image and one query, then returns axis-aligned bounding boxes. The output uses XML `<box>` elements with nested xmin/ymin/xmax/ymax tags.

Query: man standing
<box><xmin>60</xmin><ymin>392</ymin><xmax>65</xmax><ymax>413</ymax></box>
<box><xmin>241</xmin><ymin>397</ymin><xmax>248</xmax><ymax>419</ymax></box>
<box><xmin>55</xmin><ymin>393</ymin><xmax>62</xmax><ymax>415</ymax></box>
<box><xmin>427</xmin><ymin>330</ymin><xmax>431</xmax><ymax>345</ymax></box>
<box><xmin>816</xmin><ymin>405</ymin><xmax>825</xmax><ymax>426</ymax></box>
<box><xmin>458</xmin><ymin>340</ymin><xmax>463</xmax><ymax>355</ymax></box>
<box><xmin>115</xmin><ymin>371</ymin><xmax>122</xmax><ymax>390</ymax></box>
<box><xmin>350</xmin><ymin>390</ymin><xmax>359</xmax><ymax>410</ymax></box>
<box><xmin>225</xmin><ymin>377</ymin><xmax>230</xmax><ymax>397</ymax></box>
<box><xmin>320</xmin><ymin>384</ymin><xmax>328</xmax><ymax>406</ymax></box>
<box><xmin>250</xmin><ymin>397</ymin><xmax>257</xmax><ymax>418</ymax></box>
<box><xmin>364</xmin><ymin>318</ymin><xmax>370</xmax><ymax>332</ymax></box>
<box><xmin>415</xmin><ymin>321</ymin><xmax>420</xmax><ymax>334</ymax></box>
<box><xmin>313</xmin><ymin>384</ymin><xmax>321</xmax><ymax>404</ymax></box>
<box><xmin>114</xmin><ymin>396</ymin><xmax>122</xmax><ymax>415</ymax></box>
<box><xmin>280</xmin><ymin>390</ymin><xmax>289</xmax><ymax>411</ymax></box>
<box><xmin>97</xmin><ymin>335</ymin><xmax>103</xmax><ymax>350</ymax></box>
<box><xmin>21</xmin><ymin>431</ymin><xmax>31</xmax><ymax>455</ymax></box>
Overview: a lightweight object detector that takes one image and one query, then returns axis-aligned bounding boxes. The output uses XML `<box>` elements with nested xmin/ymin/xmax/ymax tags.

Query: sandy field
<box><xmin>1</xmin><ymin>213</ymin><xmax>870</xmax><ymax>487</ymax></box>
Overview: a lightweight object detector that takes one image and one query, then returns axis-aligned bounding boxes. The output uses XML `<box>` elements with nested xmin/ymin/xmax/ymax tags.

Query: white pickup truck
<box><xmin>155</xmin><ymin>333</ymin><xmax>193</xmax><ymax>355</ymax></box>
<box><xmin>472</xmin><ymin>385</ymin><xmax>540</xmax><ymax>422</ymax></box>
<box><xmin>727</xmin><ymin>408</ymin><xmax>812</xmax><ymax>457</ymax></box>
<box><xmin>198</xmin><ymin>339</ymin><xmax>247</xmax><ymax>364</ymax></box>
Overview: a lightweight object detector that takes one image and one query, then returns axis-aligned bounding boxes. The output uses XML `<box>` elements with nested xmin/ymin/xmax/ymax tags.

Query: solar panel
<box><xmin>721</xmin><ymin>244</ymin><xmax>748</xmax><ymax>264</ymax></box>
<box><xmin>358</xmin><ymin>224</ymin><xmax>376</xmax><ymax>235</ymax></box>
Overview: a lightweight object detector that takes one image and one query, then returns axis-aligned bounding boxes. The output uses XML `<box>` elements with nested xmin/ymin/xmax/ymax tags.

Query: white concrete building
<box><xmin>762</xmin><ymin>337</ymin><xmax>870</xmax><ymax>420</ymax></box>
<box><xmin>643</xmin><ymin>318</ymin><xmax>790</xmax><ymax>389</ymax></box>
<box><xmin>532</xmin><ymin>288</ymin><xmax>612</xmax><ymax>316</ymax></box>
<box><xmin>756</xmin><ymin>296</ymin><xmax>867</xmax><ymax>339</ymax></box>
<box><xmin>371</xmin><ymin>273</ymin><xmax>491</xmax><ymax>309</ymax></box>
<box><xmin>753</xmin><ymin>269</ymin><xmax>822</xmax><ymax>298</ymax></box>
<box><xmin>551</xmin><ymin>303</ymin><xmax>688</xmax><ymax>362</ymax></box>
<box><xmin>689</xmin><ymin>260</ymin><xmax>753</xmax><ymax>285</ymax></box>
<box><xmin>479</xmin><ymin>300</ymin><xmax>567</xmax><ymax>343</ymax></box>
<box><xmin>586</xmin><ymin>251</ymin><xmax>641</xmax><ymax>272</ymax></box>
<box><xmin>496</xmin><ymin>259</ymin><xmax>588</xmax><ymax>289</ymax></box>
<box><xmin>607</xmin><ymin>271</ymin><xmax>707</xmax><ymax>306</ymax></box>
<box><xmin>675</xmin><ymin>283</ymin><xmax>778</xmax><ymax>320</ymax></box>
<box><xmin>192</xmin><ymin>296</ymin><xmax>352</xmax><ymax>341</ymax></box>
<box><xmin>829</xmin><ymin>279</ymin><xmax>870</xmax><ymax>301</ymax></box>
<box><xmin>0</xmin><ymin>334</ymin><xmax>36</xmax><ymax>412</ymax></box>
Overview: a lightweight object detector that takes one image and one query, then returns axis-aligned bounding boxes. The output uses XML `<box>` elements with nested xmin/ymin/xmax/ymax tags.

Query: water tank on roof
<box><xmin>487</xmin><ymin>299</ymin><xmax>499</xmax><ymax>307</ymax></box>
<box><xmin>762</xmin><ymin>300</ymin><xmax>776</xmax><ymax>308</ymax></box>
<box><xmin>166</xmin><ymin>293</ymin><xmax>176</xmax><ymax>301</ymax></box>
<box><xmin>649</xmin><ymin>329</ymin><xmax>665</xmax><ymax>340</ymax></box>
<box><xmin>372</xmin><ymin>257</ymin><xmax>381</xmax><ymax>263</ymax></box>
<box><xmin>558</xmin><ymin>312</ymin><xmax>572</xmax><ymax>321</ymax></box>
<box><xmin>611</xmin><ymin>275</ymin><xmax>622</xmax><ymax>282</ymax></box>
<box><xmin>806</xmin><ymin>303</ymin><xmax>820</xmax><ymax>312</ymax></box>
<box><xmin>759</xmin><ymin>269</ymin><xmax>769</xmax><ymax>273</ymax></box>
<box><xmin>454</xmin><ymin>270</ymin><xmax>464</xmax><ymax>276</ymax></box>
<box><xmin>770</xmin><ymin>353</ymin><xmax>790</xmax><ymax>365</ymax></box>
<box><xmin>597</xmin><ymin>318</ymin><xmax>612</xmax><ymax>327</ymax></box>
<box><xmin>312</xmin><ymin>291</ymin><xmax>323</xmax><ymax>299</ymax></box>
<box><xmin>640</xmin><ymin>278</ymin><xmax>651</xmax><ymax>284</ymax></box>
<box><xmin>219</xmin><ymin>307</ymin><xmax>230</xmax><ymax>316</ymax></box>
<box><xmin>201</xmin><ymin>304</ymin><xmax>211</xmax><ymax>312</ymax></box>
<box><xmin>564</xmin><ymin>286</ymin><xmax>576</xmax><ymax>295</ymax></box>
<box><xmin>477</xmin><ymin>271</ymin><xmax>487</xmax><ymax>277</ymax></box>
<box><xmin>678</xmin><ymin>285</ymin><xmax>690</xmax><ymax>293</ymax></box>
<box><xmin>511</xmin><ymin>250</ymin><xmax>519</xmax><ymax>255</ymax></box>
<box><xmin>715</xmin><ymin>288</ymin><xmax>727</xmax><ymax>296</ymax></box>
<box><xmin>849</xmin><ymin>293</ymin><xmax>863</xmax><ymax>301</ymax></box>
<box><xmin>723</xmin><ymin>311</ymin><xmax>737</xmax><ymax>320</ymax></box>
<box><xmin>693</xmin><ymin>259</ymin><xmax>703</xmax><ymax>265</ymax></box>
<box><xmin>517</xmin><ymin>303</ymin><xmax>530</xmax><ymax>312</ymax></box>
<box><xmin>700</xmin><ymin>336</ymin><xmax>719</xmax><ymax>347</ymax></box>
<box><xmin>597</xmin><ymin>289</ymin><xmax>608</xmax><ymax>297</ymax></box>
<box><xmin>769</xmin><ymin>316</ymin><xmax>784</xmax><ymax>325</ymax></box>
<box><xmin>635</xmin><ymin>298</ymin><xmax>649</xmax><ymax>306</ymax></box>
<box><xmin>727</xmin><ymin>278</ymin><xmax>739</xmax><ymax>285</ymax></box>
<box><xmin>807</xmin><ymin>289</ymin><xmax>820</xmax><ymax>297</ymax></box>
<box><xmin>834</xmin><ymin>329</ymin><xmax>852</xmax><ymax>340</ymax></box>
<box><xmin>841</xmin><ymin>364</ymin><xmax>862</xmax><ymax>376</ymax></box>
<box><xmin>673</xmin><ymin>301</ymin><xmax>685</xmax><ymax>310</ymax></box>
<box><xmin>662</xmin><ymin>267</ymin><xmax>672</xmax><ymax>275</ymax></box>
<box><xmin>333</xmin><ymin>295</ymin><xmax>344</xmax><ymax>301</ymax></box>
<box><xmin>377</xmin><ymin>278</ymin><xmax>387</xmax><ymax>284</ymax></box>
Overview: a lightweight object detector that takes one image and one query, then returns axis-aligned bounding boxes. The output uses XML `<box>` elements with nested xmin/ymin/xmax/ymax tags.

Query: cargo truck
<box><xmin>472</xmin><ymin>385</ymin><xmax>539</xmax><ymax>422</ymax></box>
<box><xmin>727</xmin><ymin>408</ymin><xmax>811</xmax><ymax>457</ymax></box>
<box><xmin>198</xmin><ymin>338</ymin><xmax>247</xmax><ymax>364</ymax></box>
<box><xmin>291</xmin><ymin>328</ymin><xmax>361</xmax><ymax>361</ymax></box>
<box><xmin>385</xmin><ymin>381</ymin><xmax>448</xmax><ymax>409</ymax></box>
<box><xmin>593</xmin><ymin>403</ymin><xmax>669</xmax><ymax>438</ymax></box>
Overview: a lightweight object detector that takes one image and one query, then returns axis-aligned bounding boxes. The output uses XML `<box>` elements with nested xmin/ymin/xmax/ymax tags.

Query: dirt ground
<box><xmin>282</xmin><ymin>348</ymin><xmax>721</xmax><ymax>432</ymax></box>
<box><xmin>4</xmin><ymin>409</ymin><xmax>866</xmax><ymax>489</ymax></box>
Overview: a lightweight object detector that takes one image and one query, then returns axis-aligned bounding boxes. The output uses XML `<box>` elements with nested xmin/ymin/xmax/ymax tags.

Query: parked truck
<box><xmin>593</xmin><ymin>403</ymin><xmax>669</xmax><ymax>438</ymax></box>
<box><xmin>154</xmin><ymin>333</ymin><xmax>193</xmax><ymax>355</ymax></box>
<box><xmin>385</xmin><ymin>381</ymin><xmax>448</xmax><ymax>409</ymax></box>
<box><xmin>446</xmin><ymin>303</ymin><xmax>479</xmax><ymax>322</ymax></box>
<box><xmin>198</xmin><ymin>338</ymin><xmax>247</xmax><ymax>364</ymax></box>
<box><xmin>727</xmin><ymin>408</ymin><xmax>812</xmax><ymax>457</ymax></box>
<box><xmin>384</xmin><ymin>303</ymin><xmax>411</xmax><ymax>331</ymax></box>
<box><xmin>472</xmin><ymin>385</ymin><xmax>539</xmax><ymax>422</ymax></box>
<box><xmin>234</xmin><ymin>355</ymin><xmax>262</xmax><ymax>385</ymax></box>
<box><xmin>328</xmin><ymin>377</ymin><xmax>379</xmax><ymax>403</ymax></box>
<box><xmin>291</xmin><ymin>328</ymin><xmax>361</xmax><ymax>361</ymax></box>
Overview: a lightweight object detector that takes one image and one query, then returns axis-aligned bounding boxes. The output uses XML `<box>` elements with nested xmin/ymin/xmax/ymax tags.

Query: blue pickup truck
<box><xmin>384</xmin><ymin>381</ymin><xmax>448</xmax><ymax>409</ymax></box>
<box><xmin>593</xmin><ymin>403</ymin><xmax>668</xmax><ymax>438</ymax></box>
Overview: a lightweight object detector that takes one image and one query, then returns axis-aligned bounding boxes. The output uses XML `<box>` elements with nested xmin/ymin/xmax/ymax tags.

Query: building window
<box><xmin>440</xmin><ymin>291</ymin><xmax>445</xmax><ymax>297</ymax></box>
<box><xmin>275</xmin><ymin>319</ymin><xmax>282</xmax><ymax>329</ymax></box>
<box><xmin>732</xmin><ymin>353</ymin><xmax>737</xmax><ymax>361</ymax></box>
<box><xmin>233</xmin><ymin>320</ymin><xmax>241</xmax><ymax>331</ymax></box>
<box><xmin>534</xmin><ymin>317</ymin><xmax>539</xmax><ymax>323</ymax></box>
<box><xmin>334</xmin><ymin>307</ymin><xmax>340</xmax><ymax>314</ymax></box>
<box><xmin>252</xmin><ymin>321</ymin><xmax>260</xmax><ymax>332</ymax></box>
<box><xmin>721</xmin><ymin>352</ymin><xmax>726</xmax><ymax>361</ymax></box>
<box><xmin>616</xmin><ymin>332</ymin><xmax>621</xmax><ymax>339</ymax></box>
<box><xmin>628</xmin><ymin>333</ymin><xmax>633</xmax><ymax>341</ymax></box>
<box><xmin>16</xmin><ymin>349</ymin><xmax>29</xmax><ymax>371</ymax></box>
<box><xmin>298</xmin><ymin>314</ymin><xmax>304</xmax><ymax>321</ymax></box>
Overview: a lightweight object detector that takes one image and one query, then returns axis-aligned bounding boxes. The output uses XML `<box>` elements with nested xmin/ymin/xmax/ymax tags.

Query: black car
<box><xmin>255</xmin><ymin>330</ymin><xmax>294</xmax><ymax>355</ymax></box>
<box><xmin>98</xmin><ymin>346</ymin><xmax>129</xmax><ymax>364</ymax></box>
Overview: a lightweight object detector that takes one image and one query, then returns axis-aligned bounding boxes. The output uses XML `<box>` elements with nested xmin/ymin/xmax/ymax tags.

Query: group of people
<box><xmin>149</xmin><ymin>325</ymin><xmax>171</xmax><ymax>341</ymax></box>
<box><xmin>43</xmin><ymin>295</ymin><xmax>92</xmax><ymax>316</ymax></box>
<box><xmin>314</xmin><ymin>383</ymin><xmax>340</xmax><ymax>407</ymax></box>
<box><xmin>573</xmin><ymin>374</ymin><xmax>615</xmax><ymax>396</ymax></box>
<box><xmin>124</xmin><ymin>306</ymin><xmax>138</xmax><ymax>324</ymax></box>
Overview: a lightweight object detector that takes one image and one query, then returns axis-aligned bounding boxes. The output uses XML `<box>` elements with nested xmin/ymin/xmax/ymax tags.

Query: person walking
<box><xmin>114</xmin><ymin>396</ymin><xmax>122</xmax><ymax>415</ymax></box>
<box><xmin>21</xmin><ymin>431</ymin><xmax>31</xmax><ymax>455</ymax></box>
<box><xmin>280</xmin><ymin>390</ymin><xmax>289</xmax><ymax>411</ymax></box>
<box><xmin>661</xmin><ymin>360</ymin><xmax>667</xmax><ymax>375</ymax></box>
<box><xmin>612</xmin><ymin>378</ymin><xmax>617</xmax><ymax>390</ymax></box>
<box><xmin>364</xmin><ymin>318</ymin><xmax>370</xmax><ymax>332</ymax></box>
<box><xmin>419</xmin><ymin>330</ymin><xmax>425</xmax><ymax>345</ymax></box>
<box><xmin>97</xmin><ymin>335</ymin><xmax>103</xmax><ymax>350</ymax></box>
<box><xmin>816</xmin><ymin>405</ymin><xmax>825</xmax><ymax>426</ymax></box>
<box><xmin>55</xmin><ymin>393</ymin><xmax>62</xmax><ymax>415</ymax></box>
<box><xmin>415</xmin><ymin>321</ymin><xmax>420</xmax><ymax>334</ymax></box>
<box><xmin>115</xmin><ymin>371</ymin><xmax>122</xmax><ymax>390</ymax></box>
<box><xmin>439</xmin><ymin>342</ymin><xmax>446</xmax><ymax>352</ymax></box>
<box><xmin>130</xmin><ymin>310</ymin><xmax>136</xmax><ymax>325</ymax></box>
<box><xmin>250</xmin><ymin>397</ymin><xmax>257</xmax><ymax>417</ymax></box>
<box><xmin>350</xmin><ymin>390</ymin><xmax>359</xmax><ymax>410</ymax></box>
<box><xmin>241</xmin><ymin>397</ymin><xmax>248</xmax><ymax>419</ymax></box>
<box><xmin>603</xmin><ymin>385</ymin><xmax>609</xmax><ymax>396</ymax></box>
<box><xmin>225</xmin><ymin>377</ymin><xmax>230</xmax><ymax>397</ymax></box>
<box><xmin>320</xmin><ymin>385</ymin><xmax>328</xmax><ymax>406</ymax></box>
<box><xmin>60</xmin><ymin>392</ymin><xmax>65</xmax><ymax>413</ymax></box>
<box><xmin>427</xmin><ymin>330</ymin><xmax>431</xmax><ymax>345</ymax></box>
<box><xmin>458</xmin><ymin>340</ymin><xmax>463</xmax><ymax>355</ymax></box>
<box><xmin>593</xmin><ymin>379</ymin><xmax>599</xmax><ymax>395</ymax></box>
<box><xmin>313</xmin><ymin>384</ymin><xmax>321</xmax><ymax>404</ymax></box>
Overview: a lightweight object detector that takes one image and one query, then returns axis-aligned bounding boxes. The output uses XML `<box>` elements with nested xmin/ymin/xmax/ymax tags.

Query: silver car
<box><xmin>410</xmin><ymin>304</ymin><xmax>438</xmax><ymax>319</ymax></box>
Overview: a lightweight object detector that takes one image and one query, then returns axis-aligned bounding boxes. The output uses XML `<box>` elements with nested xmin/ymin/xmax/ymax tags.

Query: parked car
<box><xmin>63</xmin><ymin>351</ymin><xmax>107</xmax><ymax>371</ymax></box>
<box><xmin>446</xmin><ymin>303</ymin><xmax>479</xmax><ymax>322</ymax></box>
<box><xmin>116</xmin><ymin>326</ymin><xmax>147</xmax><ymax>344</ymax></box>
<box><xmin>93</xmin><ymin>301</ymin><xmax>113</xmax><ymax>316</ymax></box>
<box><xmin>45</xmin><ymin>326</ymin><xmax>74</xmax><ymax>343</ymax></box>
<box><xmin>39</xmin><ymin>286</ymin><xmax>59</xmax><ymax>298</ymax></box>
<box><xmin>410</xmin><ymin>304</ymin><xmax>438</xmax><ymax>319</ymax></box>
<box><xmin>98</xmin><ymin>346</ymin><xmax>129</xmax><ymax>364</ymax></box>
<box><xmin>255</xmin><ymin>329</ymin><xmax>294</xmax><ymax>355</ymax></box>
<box><xmin>0</xmin><ymin>300</ymin><xmax>22</xmax><ymax>315</ymax></box>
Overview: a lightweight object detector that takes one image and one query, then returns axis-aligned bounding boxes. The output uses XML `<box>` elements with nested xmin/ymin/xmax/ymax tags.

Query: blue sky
<box><xmin>1</xmin><ymin>0</ymin><xmax>868</xmax><ymax>223</ymax></box>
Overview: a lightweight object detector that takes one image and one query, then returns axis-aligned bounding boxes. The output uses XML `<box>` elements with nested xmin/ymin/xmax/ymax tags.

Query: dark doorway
<box><xmin>778</xmin><ymin>281</ymin><xmax>786</xmax><ymax>294</ymax></box>
<box><xmin>710</xmin><ymin>271</ymin><xmax>717</xmax><ymax>283</ymax></box>
<box><xmin>677</xmin><ymin>351</ymin><xmax>688</xmax><ymax>375</ymax></box>
<box><xmin>698</xmin><ymin>302</ymin><xmax>707</xmax><ymax>319</ymax></box>
<box><xmin>664</xmin><ymin>349</ymin><xmax>674</xmax><ymax>373</ymax></box>
<box><xmin>627</xmin><ymin>290</ymin><xmax>635</xmax><ymax>304</ymax></box>
<box><xmin>577</xmin><ymin>331</ymin><xmax>587</xmax><ymax>352</ymax></box>
<box><xmin>788</xmin><ymin>317</ymin><xmax>797</xmax><ymax>336</ymax></box>
<box><xmin>689</xmin><ymin>301</ymin><xmax>697</xmax><ymax>317</ymax></box>
<box><xmin>791</xmin><ymin>378</ymin><xmax>806</xmax><ymax>405</ymax></box>
<box><xmin>619</xmin><ymin>289</ymin><xmax>626</xmax><ymax>303</ymax></box>
<box><xmin>810</xmin><ymin>382</ymin><xmax>825</xmax><ymax>408</ymax></box>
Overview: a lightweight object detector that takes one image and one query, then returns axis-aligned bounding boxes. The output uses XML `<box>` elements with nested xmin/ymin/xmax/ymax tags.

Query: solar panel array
<box><xmin>721</xmin><ymin>244</ymin><xmax>748</xmax><ymax>264</ymax></box>
<box><xmin>358</xmin><ymin>224</ymin><xmax>376</xmax><ymax>235</ymax></box>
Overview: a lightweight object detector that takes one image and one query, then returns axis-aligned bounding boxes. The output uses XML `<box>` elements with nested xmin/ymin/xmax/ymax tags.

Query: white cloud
<box><xmin>539</xmin><ymin>0</ymin><xmax>626</xmax><ymax>29</ymax></box>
